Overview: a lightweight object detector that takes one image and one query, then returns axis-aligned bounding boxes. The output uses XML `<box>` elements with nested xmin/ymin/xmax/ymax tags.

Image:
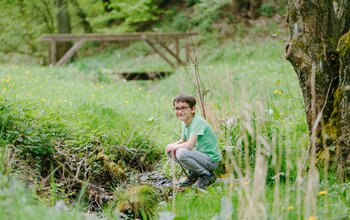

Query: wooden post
<box><xmin>49</xmin><ymin>40</ymin><xmax>57</xmax><ymax>65</ymax></box>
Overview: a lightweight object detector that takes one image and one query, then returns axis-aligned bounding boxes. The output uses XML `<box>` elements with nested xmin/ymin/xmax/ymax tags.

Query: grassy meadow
<box><xmin>1</xmin><ymin>34</ymin><xmax>350</xmax><ymax>220</ymax></box>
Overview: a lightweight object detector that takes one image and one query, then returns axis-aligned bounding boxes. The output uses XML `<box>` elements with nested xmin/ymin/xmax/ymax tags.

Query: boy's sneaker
<box><xmin>179</xmin><ymin>171</ymin><xmax>198</xmax><ymax>187</ymax></box>
<box><xmin>192</xmin><ymin>173</ymin><xmax>216</xmax><ymax>189</ymax></box>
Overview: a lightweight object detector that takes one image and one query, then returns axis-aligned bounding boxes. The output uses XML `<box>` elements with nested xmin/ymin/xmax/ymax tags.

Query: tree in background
<box><xmin>0</xmin><ymin>0</ymin><xmax>55</xmax><ymax>58</ymax></box>
<box><xmin>232</xmin><ymin>0</ymin><xmax>263</xmax><ymax>19</ymax></box>
<box><xmin>0</xmin><ymin>0</ymin><xmax>163</xmax><ymax>60</ymax></box>
<box><xmin>285</xmin><ymin>0</ymin><xmax>350</xmax><ymax>180</ymax></box>
<box><xmin>55</xmin><ymin>0</ymin><xmax>72</xmax><ymax>60</ymax></box>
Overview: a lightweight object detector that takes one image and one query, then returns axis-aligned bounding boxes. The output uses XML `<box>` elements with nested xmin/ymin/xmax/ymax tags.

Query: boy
<box><xmin>166</xmin><ymin>93</ymin><xmax>221</xmax><ymax>189</ymax></box>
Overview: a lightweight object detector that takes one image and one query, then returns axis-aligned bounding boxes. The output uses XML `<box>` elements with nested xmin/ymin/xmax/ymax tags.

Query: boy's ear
<box><xmin>191</xmin><ymin>106</ymin><xmax>196</xmax><ymax>113</ymax></box>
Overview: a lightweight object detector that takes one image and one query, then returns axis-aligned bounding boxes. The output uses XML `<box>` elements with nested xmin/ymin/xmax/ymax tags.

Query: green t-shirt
<box><xmin>181</xmin><ymin>116</ymin><xmax>222</xmax><ymax>163</ymax></box>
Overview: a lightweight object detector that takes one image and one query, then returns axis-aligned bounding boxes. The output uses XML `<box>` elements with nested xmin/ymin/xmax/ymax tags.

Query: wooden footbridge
<box><xmin>40</xmin><ymin>32</ymin><xmax>197</xmax><ymax>68</ymax></box>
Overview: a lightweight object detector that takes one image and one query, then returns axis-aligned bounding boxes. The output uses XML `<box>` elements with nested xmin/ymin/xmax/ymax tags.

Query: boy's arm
<box><xmin>166</xmin><ymin>134</ymin><xmax>197</xmax><ymax>152</ymax></box>
<box><xmin>174</xmin><ymin>139</ymin><xmax>184</xmax><ymax>144</ymax></box>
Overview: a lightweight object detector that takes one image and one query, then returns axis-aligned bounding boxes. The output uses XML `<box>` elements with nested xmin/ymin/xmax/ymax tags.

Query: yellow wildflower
<box><xmin>287</xmin><ymin>206</ymin><xmax>294</xmax><ymax>211</ymax></box>
<box><xmin>273</xmin><ymin>89</ymin><xmax>283</xmax><ymax>95</ymax></box>
<box><xmin>308</xmin><ymin>216</ymin><xmax>317</xmax><ymax>220</ymax></box>
<box><xmin>318</xmin><ymin>191</ymin><xmax>327</xmax><ymax>196</ymax></box>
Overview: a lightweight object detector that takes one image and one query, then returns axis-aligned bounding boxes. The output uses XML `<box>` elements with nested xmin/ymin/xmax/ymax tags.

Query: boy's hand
<box><xmin>166</xmin><ymin>144</ymin><xmax>176</xmax><ymax>153</ymax></box>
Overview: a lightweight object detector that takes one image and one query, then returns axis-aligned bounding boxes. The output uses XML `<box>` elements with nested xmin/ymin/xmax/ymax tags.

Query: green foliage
<box><xmin>184</xmin><ymin>0</ymin><xmax>201</xmax><ymax>7</ymax></box>
<box><xmin>0</xmin><ymin>173</ymin><xmax>84</xmax><ymax>220</ymax></box>
<box><xmin>0</xmin><ymin>0</ymin><xmax>54</xmax><ymax>59</ymax></box>
<box><xmin>0</xmin><ymin>97</ymin><xmax>65</xmax><ymax>176</ymax></box>
<box><xmin>191</xmin><ymin>0</ymin><xmax>230</xmax><ymax>32</ymax></box>
<box><xmin>157</xmin><ymin>0</ymin><xmax>231</xmax><ymax>33</ymax></box>
<box><xmin>259</xmin><ymin>3</ymin><xmax>276</xmax><ymax>18</ymax></box>
<box><xmin>86</xmin><ymin>0</ymin><xmax>163</xmax><ymax>31</ymax></box>
<box><xmin>0</xmin><ymin>65</ymin><xmax>164</xmax><ymax>191</ymax></box>
<box><xmin>112</xmin><ymin>0</ymin><xmax>161</xmax><ymax>25</ymax></box>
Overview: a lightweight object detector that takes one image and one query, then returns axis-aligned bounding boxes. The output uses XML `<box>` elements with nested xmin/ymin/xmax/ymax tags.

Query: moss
<box><xmin>325</xmin><ymin>87</ymin><xmax>342</xmax><ymax>138</ymax></box>
<box><xmin>337</xmin><ymin>30</ymin><xmax>350</xmax><ymax>57</ymax></box>
<box><xmin>117</xmin><ymin>185</ymin><xmax>161</xmax><ymax>219</ymax></box>
<box><xmin>96</xmin><ymin>151</ymin><xmax>126</xmax><ymax>179</ymax></box>
<box><xmin>317</xmin><ymin>87</ymin><xmax>342</xmax><ymax>171</ymax></box>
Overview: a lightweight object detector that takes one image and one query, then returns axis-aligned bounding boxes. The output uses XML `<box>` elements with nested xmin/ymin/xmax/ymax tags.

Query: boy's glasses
<box><xmin>173</xmin><ymin>106</ymin><xmax>190</xmax><ymax>112</ymax></box>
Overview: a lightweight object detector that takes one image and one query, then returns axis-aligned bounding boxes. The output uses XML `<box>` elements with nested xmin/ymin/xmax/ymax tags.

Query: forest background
<box><xmin>0</xmin><ymin>0</ymin><xmax>349</xmax><ymax>219</ymax></box>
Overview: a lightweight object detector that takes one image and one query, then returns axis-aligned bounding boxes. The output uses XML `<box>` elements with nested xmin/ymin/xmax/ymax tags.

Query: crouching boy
<box><xmin>166</xmin><ymin>93</ymin><xmax>221</xmax><ymax>189</ymax></box>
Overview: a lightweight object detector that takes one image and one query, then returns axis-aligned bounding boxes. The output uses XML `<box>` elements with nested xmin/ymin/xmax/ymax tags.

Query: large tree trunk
<box><xmin>55</xmin><ymin>0</ymin><xmax>72</xmax><ymax>60</ymax></box>
<box><xmin>335</xmin><ymin>31</ymin><xmax>350</xmax><ymax>180</ymax></box>
<box><xmin>285</xmin><ymin>0</ymin><xmax>350</xmax><ymax>180</ymax></box>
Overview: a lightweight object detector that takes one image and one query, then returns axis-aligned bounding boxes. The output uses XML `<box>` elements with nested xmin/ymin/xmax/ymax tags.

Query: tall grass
<box><xmin>158</xmin><ymin>39</ymin><xmax>349</xmax><ymax>219</ymax></box>
<box><xmin>161</xmin><ymin>91</ymin><xmax>349</xmax><ymax>219</ymax></box>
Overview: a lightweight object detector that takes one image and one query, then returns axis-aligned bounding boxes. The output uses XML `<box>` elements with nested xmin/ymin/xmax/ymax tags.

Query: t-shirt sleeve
<box><xmin>190</xmin><ymin>122</ymin><xmax>206</xmax><ymax>136</ymax></box>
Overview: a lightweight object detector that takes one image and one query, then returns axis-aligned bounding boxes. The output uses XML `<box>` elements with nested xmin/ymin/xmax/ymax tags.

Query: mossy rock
<box><xmin>117</xmin><ymin>185</ymin><xmax>161</xmax><ymax>219</ymax></box>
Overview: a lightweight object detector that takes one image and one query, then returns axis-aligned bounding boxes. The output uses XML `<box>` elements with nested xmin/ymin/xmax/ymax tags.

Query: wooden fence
<box><xmin>40</xmin><ymin>32</ymin><xmax>197</xmax><ymax>67</ymax></box>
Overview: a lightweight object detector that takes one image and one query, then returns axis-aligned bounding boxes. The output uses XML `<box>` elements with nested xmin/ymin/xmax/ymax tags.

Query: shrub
<box><xmin>259</xmin><ymin>3</ymin><xmax>276</xmax><ymax>18</ymax></box>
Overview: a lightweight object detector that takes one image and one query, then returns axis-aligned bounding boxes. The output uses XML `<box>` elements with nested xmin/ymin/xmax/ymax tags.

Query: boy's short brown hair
<box><xmin>173</xmin><ymin>93</ymin><xmax>196</xmax><ymax>108</ymax></box>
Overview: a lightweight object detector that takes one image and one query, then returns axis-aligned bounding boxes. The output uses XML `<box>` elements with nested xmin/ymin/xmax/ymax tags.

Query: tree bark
<box><xmin>55</xmin><ymin>0</ymin><xmax>72</xmax><ymax>60</ymax></box>
<box><xmin>334</xmin><ymin>30</ymin><xmax>350</xmax><ymax>180</ymax></box>
<box><xmin>286</xmin><ymin>0</ymin><xmax>350</xmax><ymax>180</ymax></box>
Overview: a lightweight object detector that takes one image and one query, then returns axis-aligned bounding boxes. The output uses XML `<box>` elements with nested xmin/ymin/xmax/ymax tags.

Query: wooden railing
<box><xmin>40</xmin><ymin>32</ymin><xmax>197</xmax><ymax>67</ymax></box>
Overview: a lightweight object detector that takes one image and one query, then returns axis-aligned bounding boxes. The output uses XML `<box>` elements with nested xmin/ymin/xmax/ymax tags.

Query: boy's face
<box><xmin>173</xmin><ymin>101</ymin><xmax>195</xmax><ymax>123</ymax></box>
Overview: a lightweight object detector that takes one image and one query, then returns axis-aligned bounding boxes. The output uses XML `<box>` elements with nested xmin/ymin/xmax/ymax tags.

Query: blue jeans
<box><xmin>167</xmin><ymin>148</ymin><xmax>218</xmax><ymax>176</ymax></box>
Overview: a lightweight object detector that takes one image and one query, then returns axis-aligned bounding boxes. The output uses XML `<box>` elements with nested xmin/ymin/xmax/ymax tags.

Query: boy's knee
<box><xmin>176</xmin><ymin>148</ymin><xmax>190</xmax><ymax>162</ymax></box>
<box><xmin>166</xmin><ymin>151</ymin><xmax>174</xmax><ymax>159</ymax></box>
